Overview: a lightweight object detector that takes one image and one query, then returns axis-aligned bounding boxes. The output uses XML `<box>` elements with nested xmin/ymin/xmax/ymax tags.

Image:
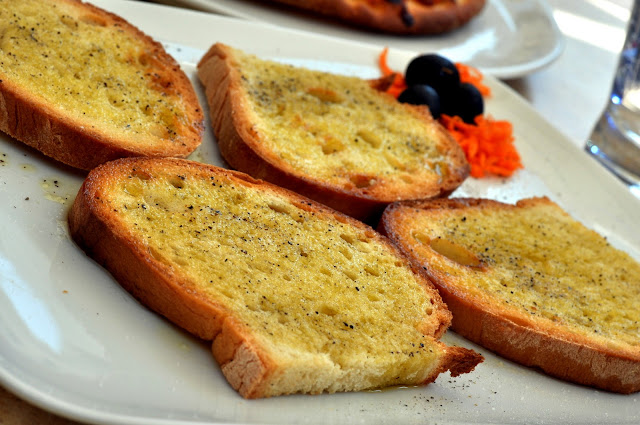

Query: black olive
<box><xmin>455</xmin><ymin>82</ymin><xmax>484</xmax><ymax>123</ymax></box>
<box><xmin>438</xmin><ymin>89</ymin><xmax>459</xmax><ymax>117</ymax></box>
<box><xmin>404</xmin><ymin>54</ymin><xmax>460</xmax><ymax>98</ymax></box>
<box><xmin>397</xmin><ymin>85</ymin><xmax>441</xmax><ymax>119</ymax></box>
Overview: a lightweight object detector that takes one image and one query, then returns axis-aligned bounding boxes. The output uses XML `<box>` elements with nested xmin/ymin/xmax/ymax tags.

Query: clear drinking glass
<box><xmin>586</xmin><ymin>2</ymin><xmax>640</xmax><ymax>187</ymax></box>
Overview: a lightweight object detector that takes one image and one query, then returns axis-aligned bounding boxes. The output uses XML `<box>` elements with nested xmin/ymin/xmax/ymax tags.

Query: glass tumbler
<box><xmin>586</xmin><ymin>2</ymin><xmax>640</xmax><ymax>187</ymax></box>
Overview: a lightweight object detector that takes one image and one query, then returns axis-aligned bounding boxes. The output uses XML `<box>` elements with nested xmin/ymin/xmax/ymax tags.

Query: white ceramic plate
<box><xmin>0</xmin><ymin>1</ymin><xmax>638</xmax><ymax>424</ymax></box>
<box><xmin>151</xmin><ymin>0</ymin><xmax>564</xmax><ymax>79</ymax></box>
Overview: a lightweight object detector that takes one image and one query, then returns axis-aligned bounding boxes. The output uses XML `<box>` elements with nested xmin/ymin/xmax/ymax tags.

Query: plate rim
<box><xmin>150</xmin><ymin>0</ymin><xmax>565</xmax><ymax>79</ymax></box>
<box><xmin>0</xmin><ymin>1</ymin><xmax>638</xmax><ymax>425</ymax></box>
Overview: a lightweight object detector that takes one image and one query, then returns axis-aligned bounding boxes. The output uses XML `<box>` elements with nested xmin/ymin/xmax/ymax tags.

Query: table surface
<box><xmin>0</xmin><ymin>0</ymin><xmax>633</xmax><ymax>423</ymax></box>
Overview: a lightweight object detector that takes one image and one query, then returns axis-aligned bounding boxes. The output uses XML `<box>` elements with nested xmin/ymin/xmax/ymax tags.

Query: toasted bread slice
<box><xmin>262</xmin><ymin>0</ymin><xmax>486</xmax><ymax>35</ymax></box>
<box><xmin>0</xmin><ymin>0</ymin><xmax>204</xmax><ymax>170</ymax></box>
<box><xmin>379</xmin><ymin>197</ymin><xmax>640</xmax><ymax>394</ymax></box>
<box><xmin>197</xmin><ymin>43</ymin><xmax>469</xmax><ymax>223</ymax></box>
<box><xmin>68</xmin><ymin>157</ymin><xmax>482</xmax><ymax>398</ymax></box>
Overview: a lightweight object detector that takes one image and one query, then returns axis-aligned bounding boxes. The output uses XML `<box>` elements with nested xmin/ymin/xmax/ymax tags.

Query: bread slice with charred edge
<box><xmin>0</xmin><ymin>0</ymin><xmax>204</xmax><ymax>170</ymax></box>
<box><xmin>197</xmin><ymin>43</ymin><xmax>469</xmax><ymax>224</ymax></box>
<box><xmin>379</xmin><ymin>196</ymin><xmax>640</xmax><ymax>394</ymax></box>
<box><xmin>68</xmin><ymin>157</ymin><xmax>482</xmax><ymax>398</ymax></box>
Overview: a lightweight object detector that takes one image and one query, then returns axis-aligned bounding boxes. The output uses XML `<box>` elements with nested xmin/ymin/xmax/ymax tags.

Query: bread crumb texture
<box><xmin>234</xmin><ymin>50</ymin><xmax>453</xmax><ymax>193</ymax></box>
<box><xmin>0</xmin><ymin>0</ymin><xmax>193</xmax><ymax>143</ymax></box>
<box><xmin>113</xmin><ymin>167</ymin><xmax>444</xmax><ymax>394</ymax></box>
<box><xmin>405</xmin><ymin>201</ymin><xmax>640</xmax><ymax>347</ymax></box>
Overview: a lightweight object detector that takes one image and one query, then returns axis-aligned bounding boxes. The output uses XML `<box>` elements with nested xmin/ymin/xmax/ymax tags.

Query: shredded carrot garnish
<box><xmin>440</xmin><ymin>114</ymin><xmax>522</xmax><ymax>178</ymax></box>
<box><xmin>378</xmin><ymin>47</ymin><xmax>395</xmax><ymax>77</ymax></box>
<box><xmin>386</xmin><ymin>76</ymin><xmax>407</xmax><ymax>98</ymax></box>
<box><xmin>378</xmin><ymin>47</ymin><xmax>407</xmax><ymax>97</ymax></box>
<box><xmin>455</xmin><ymin>62</ymin><xmax>491</xmax><ymax>97</ymax></box>
<box><xmin>377</xmin><ymin>47</ymin><xmax>521</xmax><ymax>178</ymax></box>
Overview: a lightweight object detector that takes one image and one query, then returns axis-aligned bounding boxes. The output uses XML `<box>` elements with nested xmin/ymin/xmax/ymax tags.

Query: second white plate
<box><xmin>152</xmin><ymin>0</ymin><xmax>564</xmax><ymax>79</ymax></box>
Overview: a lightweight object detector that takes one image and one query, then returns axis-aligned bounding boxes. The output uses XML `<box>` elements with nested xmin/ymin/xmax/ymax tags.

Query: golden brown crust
<box><xmin>197</xmin><ymin>43</ymin><xmax>468</xmax><ymax>224</ymax></box>
<box><xmin>443</xmin><ymin>292</ymin><xmax>640</xmax><ymax>393</ymax></box>
<box><xmin>213</xmin><ymin>317</ymin><xmax>276</xmax><ymax>398</ymax></box>
<box><xmin>379</xmin><ymin>197</ymin><xmax>640</xmax><ymax>394</ymax></box>
<box><xmin>69</xmin><ymin>157</ymin><xmax>481</xmax><ymax>398</ymax></box>
<box><xmin>68</xmin><ymin>161</ymin><xmax>231</xmax><ymax>340</ymax></box>
<box><xmin>68</xmin><ymin>159</ymin><xmax>283</xmax><ymax>397</ymax></box>
<box><xmin>443</xmin><ymin>345</ymin><xmax>484</xmax><ymax>377</ymax></box>
<box><xmin>0</xmin><ymin>0</ymin><xmax>204</xmax><ymax>170</ymax></box>
<box><xmin>263</xmin><ymin>0</ymin><xmax>486</xmax><ymax>34</ymax></box>
<box><xmin>196</xmin><ymin>48</ymin><xmax>383</xmax><ymax>221</ymax></box>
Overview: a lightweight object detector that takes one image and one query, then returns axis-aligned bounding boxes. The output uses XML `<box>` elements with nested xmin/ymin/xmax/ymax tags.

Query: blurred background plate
<box><xmin>150</xmin><ymin>0</ymin><xmax>564</xmax><ymax>79</ymax></box>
